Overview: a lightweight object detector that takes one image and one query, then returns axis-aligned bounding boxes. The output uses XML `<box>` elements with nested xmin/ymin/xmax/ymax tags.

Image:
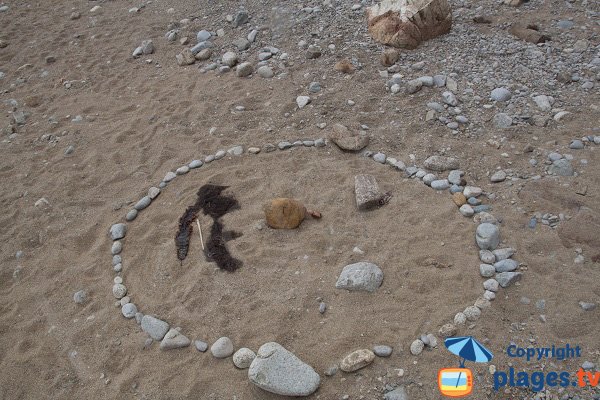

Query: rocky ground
<box><xmin>0</xmin><ymin>0</ymin><xmax>599</xmax><ymax>399</ymax></box>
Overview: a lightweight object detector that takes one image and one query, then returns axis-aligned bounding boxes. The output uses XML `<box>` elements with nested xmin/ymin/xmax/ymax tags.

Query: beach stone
<box><xmin>126</xmin><ymin>209</ymin><xmax>138</xmax><ymax>221</ymax></box>
<box><xmin>176</xmin><ymin>49</ymin><xmax>196</xmax><ymax>66</ymax></box>
<box><xmin>549</xmin><ymin>159</ymin><xmax>574</xmax><ymax>176</ymax></box>
<box><xmin>121</xmin><ymin>303</ymin><xmax>137</xmax><ymax>319</ymax></box>
<box><xmin>112</xmin><ymin>255</ymin><xmax>121</xmax><ymax>266</ymax></box>
<box><xmin>476</xmin><ymin>223</ymin><xmax>500</xmax><ymax>250</ymax></box>
<box><xmin>493</xmin><ymin>248</ymin><xmax>515</xmax><ymax>260</ymax></box>
<box><xmin>491</xmin><ymin>87</ymin><xmax>511</xmax><ymax>102</ymax></box>
<box><xmin>197</xmin><ymin>30</ymin><xmax>211</xmax><ymax>42</ymax></box>
<box><xmin>141</xmin><ymin>315</ymin><xmax>170</xmax><ymax>341</ymax></box>
<box><xmin>579</xmin><ymin>302</ymin><xmax>596</xmax><ymax>311</ymax></box>
<box><xmin>422</xmin><ymin>173</ymin><xmax>436</xmax><ymax>186</ymax></box>
<box><xmin>278</xmin><ymin>141</ymin><xmax>292</xmax><ymax>150</ymax></box>
<box><xmin>112</xmin><ymin>284</ymin><xmax>127</xmax><ymax>299</ymax></box>
<box><xmin>335</xmin><ymin>262</ymin><xmax>383</xmax><ymax>292</ymax></box>
<box><xmin>328</xmin><ymin>124</ymin><xmax>369</xmax><ymax>151</ymax></box>
<box><xmin>190</xmin><ymin>41</ymin><xmax>212</xmax><ymax>55</ymax></box>
<box><xmin>194</xmin><ymin>340</ymin><xmax>208</xmax><ymax>352</ymax></box>
<box><xmin>195</xmin><ymin>49</ymin><xmax>212</xmax><ymax>61</ymax></box>
<box><xmin>423</xmin><ymin>156</ymin><xmax>459</xmax><ymax>172</ymax></box>
<box><xmin>355</xmin><ymin>174</ymin><xmax>384</xmax><ymax>210</ymax></box>
<box><xmin>494</xmin><ymin>113</ymin><xmax>513</xmax><ymax>128</ymax></box>
<box><xmin>533</xmin><ymin>95</ymin><xmax>553</xmax><ymax>111</ymax></box>
<box><xmin>484</xmin><ymin>278</ymin><xmax>499</xmax><ymax>292</ymax></box>
<box><xmin>134</xmin><ymin>196</ymin><xmax>151</xmax><ymax>211</ymax></box>
<box><xmin>176</xmin><ymin>166</ymin><xmax>189</xmax><ymax>175</ymax></box>
<box><xmin>222</xmin><ymin>51</ymin><xmax>238</xmax><ymax>67</ymax></box>
<box><xmin>232</xmin><ymin>10</ymin><xmax>249</xmax><ymax>27</ymax></box>
<box><xmin>148</xmin><ymin>187</ymin><xmax>160</xmax><ymax>199</ymax></box>
<box><xmin>452</xmin><ymin>193</ymin><xmax>467</xmax><ymax>207</ymax></box>
<box><xmin>160</xmin><ymin>328</ymin><xmax>191</xmax><ymax>350</ymax></box>
<box><xmin>480</xmin><ymin>264</ymin><xmax>495</xmax><ymax>278</ymax></box>
<box><xmin>433</xmin><ymin>75</ymin><xmax>446</xmax><ymax>87</ymax></box>
<box><xmin>490</xmin><ymin>170</ymin><xmax>507</xmax><ymax>183</ymax></box>
<box><xmin>454</xmin><ymin>312</ymin><xmax>467</xmax><ymax>325</ymax></box>
<box><xmin>373</xmin><ymin>345</ymin><xmax>393</xmax><ymax>357</ymax></box>
<box><xmin>496</xmin><ymin>272</ymin><xmax>522</xmax><ymax>288</ymax></box>
<box><xmin>480</xmin><ymin>250</ymin><xmax>495</xmax><ymax>264</ymax></box>
<box><xmin>111</xmin><ymin>241</ymin><xmax>122</xmax><ymax>255</ymax></box>
<box><xmin>410</xmin><ymin>339</ymin><xmax>424</xmax><ymax>355</ymax></box>
<box><xmin>211</xmin><ymin>337</ymin><xmax>234</xmax><ymax>358</ymax></box>
<box><xmin>340</xmin><ymin>349</ymin><xmax>375</xmax><ymax>372</ymax></box>
<box><xmin>406</xmin><ymin>79</ymin><xmax>423</xmax><ymax>94</ymax></box>
<box><xmin>442</xmin><ymin>91</ymin><xmax>458</xmax><ymax>106</ymax></box>
<box><xmin>109</xmin><ymin>223</ymin><xmax>126</xmax><ymax>240</ymax></box>
<box><xmin>431</xmin><ymin>179</ymin><xmax>450</xmax><ymax>190</ymax></box>
<box><xmin>373</xmin><ymin>152</ymin><xmax>386</xmax><ymax>164</ymax></box>
<box><xmin>264</xmin><ymin>198</ymin><xmax>306</xmax><ymax>229</ymax></box>
<box><xmin>384</xmin><ymin>386</ymin><xmax>409</xmax><ymax>400</ymax></box>
<box><xmin>233</xmin><ymin>348</ymin><xmax>256</xmax><ymax>369</ymax></box>
<box><xmin>248</xmin><ymin>342</ymin><xmax>320</xmax><ymax>397</ymax></box>
<box><xmin>248</xmin><ymin>147</ymin><xmax>261</xmax><ymax>154</ymax></box>
<box><xmin>463</xmin><ymin>186</ymin><xmax>482</xmax><ymax>198</ymax></box>
<box><xmin>475</xmin><ymin>298</ymin><xmax>491</xmax><ymax>309</ymax></box>
<box><xmin>113</xmin><ymin>263</ymin><xmax>122</xmax><ymax>273</ymax></box>
<box><xmin>215</xmin><ymin>150</ymin><xmax>226</xmax><ymax>160</ymax></box>
<box><xmin>73</xmin><ymin>290</ymin><xmax>87</xmax><ymax>304</ymax></box>
<box><xmin>582</xmin><ymin>361</ymin><xmax>595</xmax><ymax>370</ymax></box>
<box><xmin>494</xmin><ymin>259</ymin><xmax>518</xmax><ymax>273</ymax></box>
<box><xmin>483</xmin><ymin>290</ymin><xmax>496</xmax><ymax>301</ymax></box>
<box><xmin>236</xmin><ymin>62</ymin><xmax>253</xmax><ymax>77</ymax></box>
<box><xmin>163</xmin><ymin>171</ymin><xmax>177</xmax><ymax>182</ymax></box>
<box><xmin>228</xmin><ymin>145</ymin><xmax>243</xmax><ymax>156</ymax></box>
<box><xmin>569</xmin><ymin>140</ymin><xmax>584</xmax><ymax>150</ymax></box>
<box><xmin>464</xmin><ymin>306</ymin><xmax>481</xmax><ymax>321</ymax></box>
<box><xmin>296</xmin><ymin>96</ymin><xmax>311</xmax><ymax>109</ymax></box>
<box><xmin>447</xmin><ymin>170</ymin><xmax>464</xmax><ymax>185</ymax></box>
<box><xmin>439</xmin><ymin>323</ymin><xmax>457</xmax><ymax>337</ymax></box>
<box><xmin>257</xmin><ymin>66</ymin><xmax>274</xmax><ymax>78</ymax></box>
<box><xmin>189</xmin><ymin>160</ymin><xmax>203</xmax><ymax>169</ymax></box>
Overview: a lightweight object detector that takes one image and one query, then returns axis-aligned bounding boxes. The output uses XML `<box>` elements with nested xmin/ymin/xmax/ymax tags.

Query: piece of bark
<box><xmin>367</xmin><ymin>0</ymin><xmax>452</xmax><ymax>49</ymax></box>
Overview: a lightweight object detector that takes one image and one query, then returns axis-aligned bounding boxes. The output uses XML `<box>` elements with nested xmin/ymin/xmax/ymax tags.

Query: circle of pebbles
<box><xmin>106</xmin><ymin>138</ymin><xmax>522</xmax><ymax>375</ymax></box>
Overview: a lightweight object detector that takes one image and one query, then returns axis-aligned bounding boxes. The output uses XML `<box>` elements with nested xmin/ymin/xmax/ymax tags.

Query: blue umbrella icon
<box><xmin>445</xmin><ymin>336</ymin><xmax>493</xmax><ymax>367</ymax></box>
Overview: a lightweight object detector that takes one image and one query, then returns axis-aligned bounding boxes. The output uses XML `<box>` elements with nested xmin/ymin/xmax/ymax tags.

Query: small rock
<box><xmin>126</xmin><ymin>209</ymin><xmax>138</xmax><ymax>221</ymax></box>
<box><xmin>442</xmin><ymin>91</ymin><xmax>458</xmax><ymax>106</ymax></box>
<box><xmin>439</xmin><ymin>323</ymin><xmax>457</xmax><ymax>337</ymax></box>
<box><xmin>424</xmin><ymin>155</ymin><xmax>459</xmax><ymax>171</ymax></box>
<box><xmin>579</xmin><ymin>301</ymin><xmax>597</xmax><ymax>311</ymax></box>
<box><xmin>494</xmin><ymin>113</ymin><xmax>513</xmax><ymax>128</ymax></box>
<box><xmin>494</xmin><ymin>259</ymin><xmax>518</xmax><ymax>273</ymax></box>
<box><xmin>141</xmin><ymin>315</ymin><xmax>170</xmax><ymax>341</ymax></box>
<box><xmin>73</xmin><ymin>290</ymin><xmax>87</xmax><ymax>304</ymax></box>
<box><xmin>335</xmin><ymin>262</ymin><xmax>383</xmax><ymax>292</ymax></box>
<box><xmin>236</xmin><ymin>62</ymin><xmax>253</xmax><ymax>77</ymax></box>
<box><xmin>160</xmin><ymin>328</ymin><xmax>191</xmax><ymax>350</ymax></box>
<box><xmin>176</xmin><ymin>49</ymin><xmax>195</xmax><ymax>66</ymax></box>
<box><xmin>384</xmin><ymin>386</ymin><xmax>409</xmax><ymax>400</ymax></box>
<box><xmin>410</xmin><ymin>339</ymin><xmax>424</xmax><ymax>355</ymax></box>
<box><xmin>354</xmin><ymin>174</ymin><xmax>385</xmax><ymax>210</ymax></box>
<box><xmin>490</xmin><ymin>170</ymin><xmax>507</xmax><ymax>183</ymax></box>
<box><xmin>296</xmin><ymin>96</ymin><xmax>311</xmax><ymax>108</ymax></box>
<box><xmin>495</xmin><ymin>272</ymin><xmax>522</xmax><ymax>288</ymax></box>
<box><xmin>373</xmin><ymin>152</ymin><xmax>386</xmax><ymax>164</ymax></box>
<box><xmin>454</xmin><ymin>312</ymin><xmax>467</xmax><ymax>325</ymax></box>
<box><xmin>464</xmin><ymin>306</ymin><xmax>481</xmax><ymax>321</ymax></box>
<box><xmin>480</xmin><ymin>264</ymin><xmax>496</xmax><ymax>278</ymax></box>
<box><xmin>222</xmin><ymin>51</ymin><xmax>238</xmax><ymax>67</ymax></box>
<box><xmin>479</xmin><ymin>250</ymin><xmax>495</xmax><ymax>264</ymax></box>
<box><xmin>109</xmin><ymin>223</ymin><xmax>127</xmax><ymax>240</ymax></box>
<box><xmin>111</xmin><ymin>241</ymin><xmax>122</xmax><ymax>255</ymax></box>
<box><xmin>569</xmin><ymin>140</ymin><xmax>584</xmax><ymax>150</ymax></box>
<box><xmin>373</xmin><ymin>345</ymin><xmax>393</xmax><ymax>357</ymax></box>
<box><xmin>112</xmin><ymin>283</ymin><xmax>127</xmax><ymax>299</ymax></box>
<box><xmin>549</xmin><ymin>159</ymin><xmax>574</xmax><ymax>176</ymax></box>
<box><xmin>196</xmin><ymin>30</ymin><xmax>211</xmax><ymax>42</ymax></box>
<box><xmin>431</xmin><ymin>179</ymin><xmax>450</xmax><ymax>190</ymax></box>
<box><xmin>233</xmin><ymin>348</ymin><xmax>256</xmax><ymax>369</ymax></box>
<box><xmin>194</xmin><ymin>340</ymin><xmax>209</xmax><ymax>352</ymax></box>
<box><xmin>211</xmin><ymin>337</ymin><xmax>234</xmax><ymax>358</ymax></box>
<box><xmin>232</xmin><ymin>10</ymin><xmax>249</xmax><ymax>28</ymax></box>
<box><xmin>338</xmin><ymin>350</ymin><xmax>377</xmax><ymax>376</ymax></box>
<box><xmin>491</xmin><ymin>88</ymin><xmax>511</xmax><ymax>102</ymax></box>
<box><xmin>134</xmin><ymin>196</ymin><xmax>151</xmax><ymax>211</ymax></box>
<box><xmin>476</xmin><ymin>223</ymin><xmax>500</xmax><ymax>250</ymax></box>
<box><xmin>257</xmin><ymin>66</ymin><xmax>274</xmax><ymax>78</ymax></box>
<box><xmin>493</xmin><ymin>248</ymin><xmax>515</xmax><ymax>261</ymax></box>
<box><xmin>122</xmin><ymin>303</ymin><xmax>137</xmax><ymax>319</ymax></box>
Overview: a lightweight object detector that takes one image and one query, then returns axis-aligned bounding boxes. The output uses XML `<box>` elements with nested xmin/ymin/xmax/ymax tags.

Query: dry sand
<box><xmin>0</xmin><ymin>0</ymin><xmax>599</xmax><ymax>399</ymax></box>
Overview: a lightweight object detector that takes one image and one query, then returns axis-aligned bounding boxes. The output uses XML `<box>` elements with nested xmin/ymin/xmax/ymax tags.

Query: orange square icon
<box><xmin>438</xmin><ymin>368</ymin><xmax>473</xmax><ymax>397</ymax></box>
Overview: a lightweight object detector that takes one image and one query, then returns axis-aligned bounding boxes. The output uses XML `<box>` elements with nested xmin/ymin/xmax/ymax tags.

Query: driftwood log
<box><xmin>366</xmin><ymin>0</ymin><xmax>452</xmax><ymax>49</ymax></box>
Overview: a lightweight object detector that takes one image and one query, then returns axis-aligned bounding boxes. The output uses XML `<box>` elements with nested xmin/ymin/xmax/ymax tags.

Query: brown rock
<box><xmin>328</xmin><ymin>124</ymin><xmax>369</xmax><ymax>152</ymax></box>
<box><xmin>452</xmin><ymin>193</ymin><xmax>467</xmax><ymax>207</ymax></box>
<box><xmin>509</xmin><ymin>24</ymin><xmax>549</xmax><ymax>44</ymax></box>
<box><xmin>367</xmin><ymin>0</ymin><xmax>452</xmax><ymax>50</ymax></box>
<box><xmin>380</xmin><ymin>48</ymin><xmax>400</xmax><ymax>66</ymax></box>
<box><xmin>340</xmin><ymin>349</ymin><xmax>375</xmax><ymax>372</ymax></box>
<box><xmin>473</xmin><ymin>15</ymin><xmax>492</xmax><ymax>24</ymax></box>
<box><xmin>195</xmin><ymin>48</ymin><xmax>212</xmax><ymax>61</ymax></box>
<box><xmin>264</xmin><ymin>198</ymin><xmax>306</xmax><ymax>229</ymax></box>
<box><xmin>334</xmin><ymin>60</ymin><xmax>355</xmax><ymax>74</ymax></box>
<box><xmin>176</xmin><ymin>49</ymin><xmax>196</xmax><ymax>66</ymax></box>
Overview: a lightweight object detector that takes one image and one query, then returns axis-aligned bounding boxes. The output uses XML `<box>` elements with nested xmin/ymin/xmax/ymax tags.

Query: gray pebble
<box><xmin>373</xmin><ymin>152</ymin><xmax>386</xmax><ymax>164</ymax></box>
<box><xmin>579</xmin><ymin>301</ymin><xmax>597</xmax><ymax>311</ymax></box>
<box><xmin>112</xmin><ymin>283</ymin><xmax>127</xmax><ymax>299</ymax></box>
<box><xmin>422</xmin><ymin>173</ymin><xmax>437</xmax><ymax>186</ymax></box>
<box><xmin>163</xmin><ymin>171</ymin><xmax>176</xmax><ymax>182</ymax></box>
<box><xmin>122</xmin><ymin>303</ymin><xmax>137</xmax><ymax>319</ymax></box>
<box><xmin>309</xmin><ymin>82</ymin><xmax>321</xmax><ymax>93</ymax></box>
<box><xmin>473</xmin><ymin>205</ymin><xmax>491</xmax><ymax>213</ymax></box>
<box><xmin>196</xmin><ymin>30</ymin><xmax>211</xmax><ymax>42</ymax></box>
<box><xmin>109</xmin><ymin>223</ymin><xmax>127</xmax><ymax>240</ymax></box>
<box><xmin>479</xmin><ymin>250</ymin><xmax>495</xmax><ymax>264</ymax></box>
<box><xmin>126</xmin><ymin>209</ymin><xmax>138</xmax><ymax>221</ymax></box>
<box><xmin>490</xmin><ymin>170</ymin><xmax>507</xmax><ymax>183</ymax></box>
<box><xmin>148</xmin><ymin>187</ymin><xmax>160</xmax><ymax>199</ymax></box>
<box><xmin>141</xmin><ymin>315</ymin><xmax>170</xmax><ymax>341</ymax></box>
<box><xmin>318</xmin><ymin>302</ymin><xmax>327</xmax><ymax>314</ymax></box>
<box><xmin>468</xmin><ymin>197</ymin><xmax>481</xmax><ymax>206</ymax></box>
<box><xmin>493</xmin><ymin>248</ymin><xmax>515</xmax><ymax>261</ymax></box>
<box><xmin>324</xmin><ymin>366</ymin><xmax>338</xmax><ymax>376</ymax></box>
<box><xmin>494</xmin><ymin>113</ymin><xmax>513</xmax><ymax>128</ymax></box>
<box><xmin>15</xmin><ymin>250</ymin><xmax>24</xmax><ymax>260</ymax></box>
<box><xmin>211</xmin><ymin>337</ymin><xmax>234</xmax><ymax>358</ymax></box>
<box><xmin>228</xmin><ymin>145</ymin><xmax>244</xmax><ymax>156</ymax></box>
<box><xmin>476</xmin><ymin>223</ymin><xmax>500</xmax><ymax>250</ymax></box>
<box><xmin>73</xmin><ymin>290</ymin><xmax>87</xmax><ymax>304</ymax></box>
<box><xmin>494</xmin><ymin>259</ymin><xmax>518</xmax><ymax>273</ymax></box>
<box><xmin>496</xmin><ymin>272</ymin><xmax>522</xmax><ymax>288</ymax></box>
<box><xmin>189</xmin><ymin>160</ymin><xmax>203</xmax><ymax>169</ymax></box>
<box><xmin>459</xmin><ymin>204</ymin><xmax>474</xmax><ymax>217</ymax></box>
<box><xmin>442</xmin><ymin>91</ymin><xmax>458</xmax><ymax>106</ymax></box>
<box><xmin>113</xmin><ymin>263</ymin><xmax>123</xmax><ymax>273</ymax></box>
<box><xmin>214</xmin><ymin>150</ymin><xmax>226</xmax><ymax>160</ymax></box>
<box><xmin>135</xmin><ymin>312</ymin><xmax>144</xmax><ymax>324</ymax></box>
<box><xmin>582</xmin><ymin>361</ymin><xmax>595</xmax><ymax>370</ymax></box>
<box><xmin>204</xmin><ymin>154</ymin><xmax>215</xmax><ymax>163</ymax></box>
<box><xmin>194</xmin><ymin>340</ymin><xmax>209</xmax><ymax>352</ymax></box>
<box><xmin>134</xmin><ymin>196</ymin><xmax>151</xmax><ymax>211</ymax></box>
<box><xmin>112</xmin><ymin>255</ymin><xmax>122</xmax><ymax>266</ymax></box>
<box><xmin>569</xmin><ymin>140</ymin><xmax>584</xmax><ymax>150</ymax></box>
<box><xmin>431</xmin><ymin>179</ymin><xmax>450</xmax><ymax>190</ymax></box>
<box><xmin>111</xmin><ymin>241</ymin><xmax>122</xmax><ymax>255</ymax></box>
<box><xmin>549</xmin><ymin>159</ymin><xmax>574</xmax><ymax>176</ymax></box>
<box><xmin>491</xmin><ymin>87</ymin><xmax>511</xmax><ymax>102</ymax></box>
<box><xmin>433</xmin><ymin>75</ymin><xmax>446</xmax><ymax>87</ymax></box>
<box><xmin>176</xmin><ymin>166</ymin><xmax>190</xmax><ymax>175</ymax></box>
<box><xmin>314</xmin><ymin>138</ymin><xmax>325</xmax><ymax>147</ymax></box>
<box><xmin>278</xmin><ymin>141</ymin><xmax>292</xmax><ymax>150</ymax></box>
<box><xmin>373</xmin><ymin>345</ymin><xmax>393</xmax><ymax>357</ymax></box>
<box><xmin>257</xmin><ymin>66</ymin><xmax>274</xmax><ymax>78</ymax></box>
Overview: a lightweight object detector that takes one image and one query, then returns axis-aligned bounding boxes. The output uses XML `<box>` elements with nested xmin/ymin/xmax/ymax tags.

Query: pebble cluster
<box><xmin>96</xmin><ymin>138</ymin><xmax>527</xmax><ymax>397</ymax></box>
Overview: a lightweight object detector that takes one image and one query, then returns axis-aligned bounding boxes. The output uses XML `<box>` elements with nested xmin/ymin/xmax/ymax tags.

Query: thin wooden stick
<box><xmin>196</xmin><ymin>219</ymin><xmax>205</xmax><ymax>250</ymax></box>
